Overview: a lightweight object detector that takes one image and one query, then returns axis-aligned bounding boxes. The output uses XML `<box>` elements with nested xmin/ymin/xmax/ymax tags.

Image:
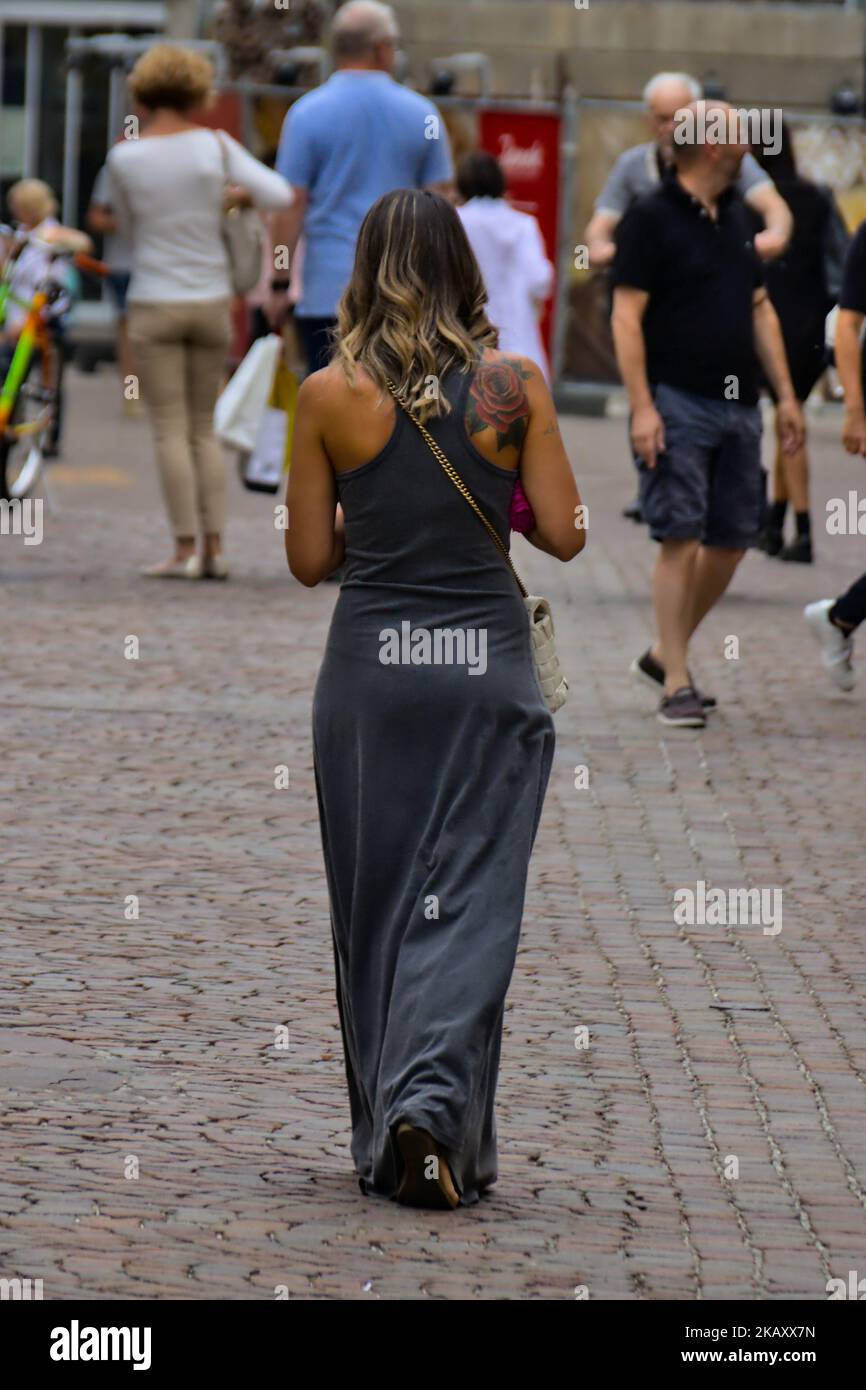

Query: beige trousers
<box><xmin>128</xmin><ymin>298</ymin><xmax>231</xmax><ymax>539</ymax></box>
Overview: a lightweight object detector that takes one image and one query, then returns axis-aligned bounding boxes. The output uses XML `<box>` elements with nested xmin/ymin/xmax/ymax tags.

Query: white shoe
<box><xmin>140</xmin><ymin>554</ymin><xmax>203</xmax><ymax>580</ymax></box>
<box><xmin>204</xmin><ymin>553</ymin><xmax>229</xmax><ymax>580</ymax></box>
<box><xmin>803</xmin><ymin>600</ymin><xmax>856</xmax><ymax>690</ymax></box>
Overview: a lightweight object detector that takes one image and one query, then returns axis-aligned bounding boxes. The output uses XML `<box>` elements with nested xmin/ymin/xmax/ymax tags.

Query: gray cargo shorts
<box><xmin>634</xmin><ymin>382</ymin><xmax>764</xmax><ymax>549</ymax></box>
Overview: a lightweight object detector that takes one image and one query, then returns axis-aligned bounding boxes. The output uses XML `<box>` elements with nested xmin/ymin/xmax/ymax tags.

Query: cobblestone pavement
<box><xmin>2</xmin><ymin>368</ymin><xmax>865</xmax><ymax>1301</ymax></box>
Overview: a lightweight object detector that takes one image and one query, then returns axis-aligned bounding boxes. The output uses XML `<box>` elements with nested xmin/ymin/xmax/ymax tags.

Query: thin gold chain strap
<box><xmin>385</xmin><ymin>378</ymin><xmax>529</xmax><ymax>600</ymax></box>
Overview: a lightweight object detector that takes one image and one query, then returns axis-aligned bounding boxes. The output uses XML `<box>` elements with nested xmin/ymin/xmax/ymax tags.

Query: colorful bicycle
<box><xmin>0</xmin><ymin>223</ymin><xmax>106</xmax><ymax>501</ymax></box>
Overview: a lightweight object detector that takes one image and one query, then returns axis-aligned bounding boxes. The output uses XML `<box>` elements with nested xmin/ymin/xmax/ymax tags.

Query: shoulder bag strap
<box><xmin>385</xmin><ymin>378</ymin><xmax>528</xmax><ymax>599</ymax></box>
<box><xmin>213</xmin><ymin>129</ymin><xmax>231</xmax><ymax>183</ymax></box>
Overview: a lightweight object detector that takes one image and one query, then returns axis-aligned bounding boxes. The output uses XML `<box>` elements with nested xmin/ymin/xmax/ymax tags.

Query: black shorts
<box><xmin>635</xmin><ymin>383</ymin><xmax>764</xmax><ymax>549</ymax></box>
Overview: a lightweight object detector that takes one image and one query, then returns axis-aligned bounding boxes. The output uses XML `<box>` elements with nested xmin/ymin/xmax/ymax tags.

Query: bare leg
<box><xmin>650</xmin><ymin>538</ymin><xmax>700</xmax><ymax>694</ymax></box>
<box><xmin>772</xmin><ymin>410</ymin><xmax>788</xmax><ymax>504</ymax></box>
<box><xmin>774</xmin><ymin>401</ymin><xmax>809</xmax><ymax>512</ymax></box>
<box><xmin>686</xmin><ymin>545</ymin><xmax>745</xmax><ymax>639</ymax></box>
<box><xmin>651</xmin><ymin>544</ymin><xmax>745</xmax><ymax>686</ymax></box>
<box><xmin>779</xmin><ymin>443</ymin><xmax>809</xmax><ymax>514</ymax></box>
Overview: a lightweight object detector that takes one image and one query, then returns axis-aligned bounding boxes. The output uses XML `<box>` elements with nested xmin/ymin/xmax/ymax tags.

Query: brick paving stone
<box><xmin>1</xmin><ymin>369</ymin><xmax>865</xmax><ymax>1299</ymax></box>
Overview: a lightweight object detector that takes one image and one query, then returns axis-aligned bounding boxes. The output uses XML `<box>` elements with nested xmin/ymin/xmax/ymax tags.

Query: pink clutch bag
<box><xmin>509</xmin><ymin>478</ymin><xmax>536</xmax><ymax>534</ymax></box>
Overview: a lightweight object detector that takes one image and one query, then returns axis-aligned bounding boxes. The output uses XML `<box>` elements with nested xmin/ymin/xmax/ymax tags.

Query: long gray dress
<box><xmin>312</xmin><ymin>366</ymin><xmax>554</xmax><ymax>1205</ymax></box>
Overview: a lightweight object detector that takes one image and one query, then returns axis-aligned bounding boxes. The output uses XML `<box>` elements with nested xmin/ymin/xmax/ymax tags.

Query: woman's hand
<box><xmin>224</xmin><ymin>185</ymin><xmax>253</xmax><ymax>212</ymax></box>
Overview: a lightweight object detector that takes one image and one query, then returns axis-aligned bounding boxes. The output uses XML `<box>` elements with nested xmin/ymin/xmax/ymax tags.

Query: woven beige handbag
<box><xmin>386</xmin><ymin>381</ymin><xmax>568</xmax><ymax>714</ymax></box>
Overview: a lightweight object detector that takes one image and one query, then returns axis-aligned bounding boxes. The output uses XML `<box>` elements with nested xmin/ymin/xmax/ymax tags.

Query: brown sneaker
<box><xmin>657</xmin><ymin>685</ymin><xmax>706</xmax><ymax>729</ymax></box>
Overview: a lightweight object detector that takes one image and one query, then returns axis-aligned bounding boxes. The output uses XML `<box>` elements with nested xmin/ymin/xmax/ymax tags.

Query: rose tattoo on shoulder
<box><xmin>466</xmin><ymin>358</ymin><xmax>532</xmax><ymax>452</ymax></box>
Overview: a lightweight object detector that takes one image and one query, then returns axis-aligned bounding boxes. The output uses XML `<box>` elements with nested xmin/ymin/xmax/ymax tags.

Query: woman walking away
<box><xmin>108</xmin><ymin>44</ymin><xmax>292</xmax><ymax>579</ymax></box>
<box><xmin>456</xmin><ymin>151</ymin><xmax>555</xmax><ymax>381</ymax></box>
<box><xmin>751</xmin><ymin>123</ymin><xmax>848</xmax><ymax>563</ymax></box>
<box><xmin>286</xmin><ymin>189</ymin><xmax>584</xmax><ymax>1207</ymax></box>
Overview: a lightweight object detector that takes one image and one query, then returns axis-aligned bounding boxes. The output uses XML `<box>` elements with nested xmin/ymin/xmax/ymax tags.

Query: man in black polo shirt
<box><xmin>612</xmin><ymin>100</ymin><xmax>804</xmax><ymax>728</ymax></box>
<box><xmin>803</xmin><ymin>220</ymin><xmax>866</xmax><ymax>690</ymax></box>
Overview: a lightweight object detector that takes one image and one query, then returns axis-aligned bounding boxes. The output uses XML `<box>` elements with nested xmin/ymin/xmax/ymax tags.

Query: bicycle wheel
<box><xmin>0</xmin><ymin>347</ymin><xmax>59</xmax><ymax>501</ymax></box>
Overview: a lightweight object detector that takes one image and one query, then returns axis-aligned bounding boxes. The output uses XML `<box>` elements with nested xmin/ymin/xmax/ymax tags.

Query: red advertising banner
<box><xmin>478</xmin><ymin>109</ymin><xmax>561</xmax><ymax>364</ymax></box>
<box><xmin>192</xmin><ymin>90</ymin><xmax>244</xmax><ymax>139</ymax></box>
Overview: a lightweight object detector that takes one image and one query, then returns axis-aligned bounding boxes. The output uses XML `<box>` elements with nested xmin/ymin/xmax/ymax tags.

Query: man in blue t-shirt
<box><xmin>269</xmin><ymin>0</ymin><xmax>453</xmax><ymax>373</ymax></box>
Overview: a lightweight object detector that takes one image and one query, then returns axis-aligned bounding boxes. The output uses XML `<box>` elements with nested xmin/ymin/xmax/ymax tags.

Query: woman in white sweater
<box><xmin>108</xmin><ymin>45</ymin><xmax>292</xmax><ymax>579</ymax></box>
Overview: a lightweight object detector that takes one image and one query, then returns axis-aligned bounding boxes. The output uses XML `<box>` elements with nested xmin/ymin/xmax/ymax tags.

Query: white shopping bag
<box><xmin>244</xmin><ymin>407</ymin><xmax>288</xmax><ymax>492</ymax></box>
<box><xmin>214</xmin><ymin>333</ymin><xmax>282</xmax><ymax>452</ymax></box>
<box><xmin>240</xmin><ymin>360</ymin><xmax>299</xmax><ymax>494</ymax></box>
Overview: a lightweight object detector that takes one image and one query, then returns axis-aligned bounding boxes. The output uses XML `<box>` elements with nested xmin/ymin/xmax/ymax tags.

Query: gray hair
<box><xmin>331</xmin><ymin>1</ymin><xmax>399</xmax><ymax>58</ymax></box>
<box><xmin>642</xmin><ymin>71</ymin><xmax>701</xmax><ymax>107</ymax></box>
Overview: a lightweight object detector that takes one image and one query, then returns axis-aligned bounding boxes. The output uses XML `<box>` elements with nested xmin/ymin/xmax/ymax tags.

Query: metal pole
<box><xmin>108</xmin><ymin>63</ymin><xmax>127</xmax><ymax>147</ymax></box>
<box><xmin>23</xmin><ymin>24</ymin><xmax>42</xmax><ymax>177</ymax></box>
<box><xmin>552</xmin><ymin>87</ymin><xmax>577</xmax><ymax>388</ymax></box>
<box><xmin>62</xmin><ymin>33</ymin><xmax>82</xmax><ymax>225</ymax></box>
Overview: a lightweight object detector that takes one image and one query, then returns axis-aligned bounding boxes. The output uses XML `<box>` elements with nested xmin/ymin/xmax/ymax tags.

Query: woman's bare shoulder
<box><xmin>299</xmin><ymin>361</ymin><xmax>383</xmax><ymax>411</ymax></box>
<box><xmin>465</xmin><ymin>350</ymin><xmax>551</xmax><ymax>459</ymax></box>
<box><xmin>300</xmin><ymin>361</ymin><xmax>395</xmax><ymax>470</ymax></box>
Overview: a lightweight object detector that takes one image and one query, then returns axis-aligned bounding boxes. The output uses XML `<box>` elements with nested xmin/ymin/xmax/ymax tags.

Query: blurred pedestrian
<box><xmin>286</xmin><ymin>188</ymin><xmax>583</xmax><ymax>1207</ymax></box>
<box><xmin>87</xmin><ymin>163</ymin><xmax>141</xmax><ymax>418</ymax></box>
<box><xmin>612</xmin><ymin>101</ymin><xmax>804</xmax><ymax>729</ymax></box>
<box><xmin>752</xmin><ymin>123</ymin><xmax>848</xmax><ymax>563</ymax></box>
<box><xmin>268</xmin><ymin>0</ymin><xmax>453</xmax><ymax>374</ymax></box>
<box><xmin>107</xmin><ymin>44</ymin><xmax>291</xmax><ymax>580</ymax></box>
<box><xmin>3</xmin><ymin>179</ymin><xmax>92</xmax><ymax>457</ymax></box>
<box><xmin>804</xmin><ymin>579</ymin><xmax>863</xmax><ymax>692</ymax></box>
<box><xmin>585</xmin><ymin>71</ymin><xmax>793</xmax><ymax>523</ymax></box>
<box><xmin>456</xmin><ymin>150</ymin><xmax>554</xmax><ymax>380</ymax></box>
<box><xmin>586</xmin><ymin>73</ymin><xmax>792</xmax><ymax>270</ymax></box>
<box><xmin>803</xmin><ymin>218</ymin><xmax>866</xmax><ymax>689</ymax></box>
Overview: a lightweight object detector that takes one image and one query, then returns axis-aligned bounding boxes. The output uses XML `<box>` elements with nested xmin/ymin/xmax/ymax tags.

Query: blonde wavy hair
<box><xmin>336</xmin><ymin>188</ymin><xmax>497</xmax><ymax>419</ymax></box>
<box><xmin>128</xmin><ymin>43</ymin><xmax>214</xmax><ymax>113</ymax></box>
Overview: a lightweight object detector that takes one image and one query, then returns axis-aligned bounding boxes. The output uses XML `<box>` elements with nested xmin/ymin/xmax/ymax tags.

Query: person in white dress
<box><xmin>456</xmin><ymin>151</ymin><xmax>554</xmax><ymax>380</ymax></box>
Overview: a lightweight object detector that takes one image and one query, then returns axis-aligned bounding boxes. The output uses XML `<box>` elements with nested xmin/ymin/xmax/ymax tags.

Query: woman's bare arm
<box><xmin>463</xmin><ymin>354</ymin><xmax>584</xmax><ymax>561</ymax></box>
<box><xmin>518</xmin><ymin>362</ymin><xmax>585</xmax><ymax>561</ymax></box>
<box><xmin>285</xmin><ymin>374</ymin><xmax>345</xmax><ymax>586</ymax></box>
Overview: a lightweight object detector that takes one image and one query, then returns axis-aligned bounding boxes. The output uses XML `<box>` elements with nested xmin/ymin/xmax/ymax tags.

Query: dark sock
<box><xmin>795</xmin><ymin>511</ymin><xmax>811</xmax><ymax>539</ymax></box>
<box><xmin>768</xmin><ymin>501</ymin><xmax>787</xmax><ymax>531</ymax></box>
<box><xmin>829</xmin><ymin>603</ymin><xmax>855</xmax><ymax>634</ymax></box>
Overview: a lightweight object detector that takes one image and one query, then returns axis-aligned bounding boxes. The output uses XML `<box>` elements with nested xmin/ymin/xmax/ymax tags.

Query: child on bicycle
<box><xmin>1</xmin><ymin>179</ymin><xmax>92</xmax><ymax>456</ymax></box>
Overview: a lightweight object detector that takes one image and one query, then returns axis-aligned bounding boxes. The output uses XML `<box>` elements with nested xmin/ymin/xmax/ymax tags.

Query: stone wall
<box><xmin>396</xmin><ymin>1</ymin><xmax>865</xmax><ymax>110</ymax></box>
